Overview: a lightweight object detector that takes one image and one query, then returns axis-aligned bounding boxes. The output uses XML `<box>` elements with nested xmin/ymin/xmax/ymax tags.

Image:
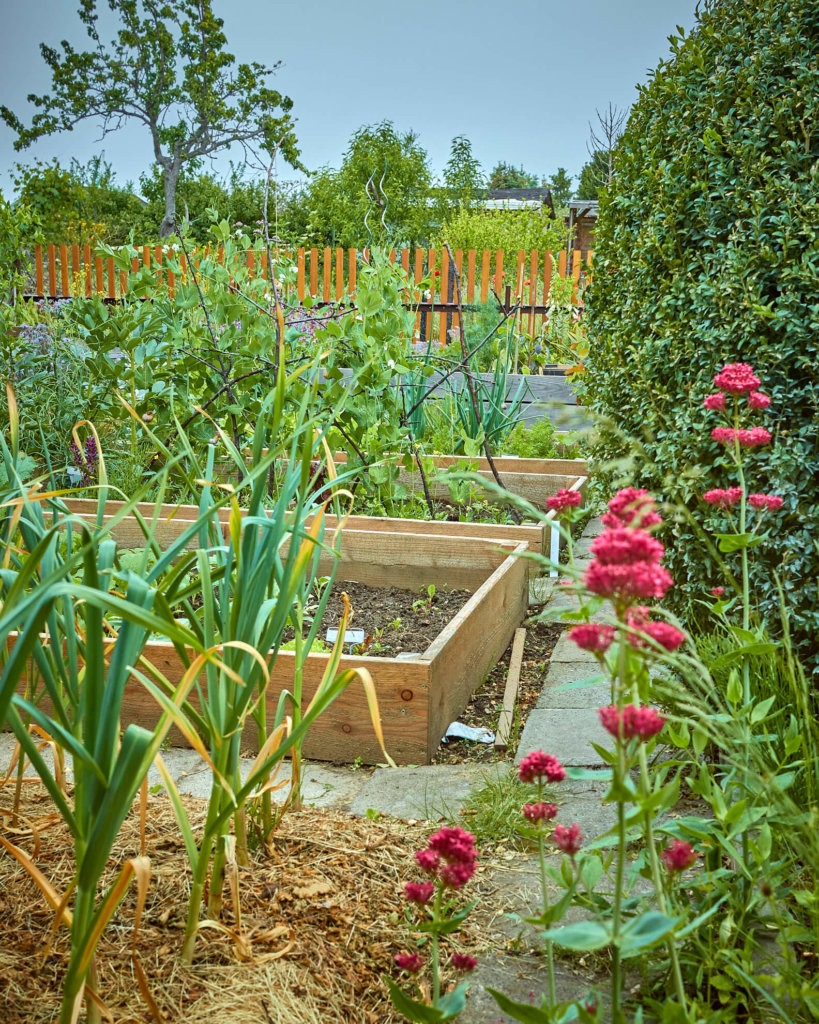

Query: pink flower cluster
<box><xmin>585</xmin><ymin>526</ymin><xmax>673</xmax><ymax>604</ymax></box>
<box><xmin>598</xmin><ymin>704</ymin><xmax>666</xmax><ymax>742</ymax></box>
<box><xmin>703</xmin><ymin>487</ymin><xmax>743</xmax><ymax>508</ymax></box>
<box><xmin>553</xmin><ymin>823</ymin><xmax>583</xmax><ymax>856</ymax></box>
<box><xmin>518</xmin><ymin>750</ymin><xmax>567</xmax><ymax>784</ymax></box>
<box><xmin>395</xmin><ymin>951</ymin><xmax>425</xmax><ymax>973</ymax></box>
<box><xmin>748</xmin><ymin>493</ymin><xmax>783</xmax><ymax>511</ymax></box>
<box><xmin>705</xmin><ymin>362</ymin><xmax>772</xmax><ymax>414</ymax></box>
<box><xmin>601</xmin><ymin>487</ymin><xmax>662</xmax><ymax>529</ymax></box>
<box><xmin>547</xmin><ymin>488</ymin><xmax>583</xmax><ymax>513</ymax></box>
<box><xmin>568</xmin><ymin>623</ymin><xmax>616</xmax><ymax>653</ymax></box>
<box><xmin>711</xmin><ymin>426</ymin><xmax>772</xmax><ymax>449</ymax></box>
<box><xmin>661</xmin><ymin>839</ymin><xmax>698</xmax><ymax>873</ymax></box>
<box><xmin>626</xmin><ymin>606</ymin><xmax>686</xmax><ymax>651</ymax></box>
<box><xmin>713</xmin><ymin>363</ymin><xmax>760</xmax><ymax>395</ymax></box>
<box><xmin>414</xmin><ymin>826</ymin><xmax>478</xmax><ymax>890</ymax></box>
<box><xmin>522</xmin><ymin>801</ymin><xmax>559</xmax><ymax>822</ymax></box>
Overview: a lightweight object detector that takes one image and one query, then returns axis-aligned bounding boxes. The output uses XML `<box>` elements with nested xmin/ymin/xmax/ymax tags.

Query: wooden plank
<box><xmin>494</xmin><ymin>250</ymin><xmax>504</xmax><ymax>296</ymax></box>
<box><xmin>71</xmin><ymin>245</ymin><xmax>81</xmax><ymax>294</ymax></box>
<box><xmin>9</xmin><ymin>528</ymin><xmax>529</xmax><ymax>764</ymax></box>
<box><xmin>478</xmin><ymin>249</ymin><xmax>489</xmax><ymax>303</ymax></box>
<box><xmin>439</xmin><ymin>247</ymin><xmax>449</xmax><ymax>346</ymax></box>
<box><xmin>59</xmin><ymin>244</ymin><xmax>69</xmax><ymax>297</ymax></box>
<box><xmin>309</xmin><ymin>247</ymin><xmax>318</xmax><ymax>297</ymax></box>
<box><xmin>466</xmin><ymin>249</ymin><xmax>475</xmax><ymax>303</ymax></box>
<box><xmin>335</xmin><ymin>247</ymin><xmax>344</xmax><ymax>301</ymax></box>
<box><xmin>322</xmin><ymin>246</ymin><xmax>331</xmax><ymax>302</ymax></box>
<box><xmin>47</xmin><ymin>245</ymin><xmax>57</xmax><ymax>299</ymax></box>
<box><xmin>297</xmin><ymin>247</ymin><xmax>305</xmax><ymax>301</ymax></box>
<box><xmin>426</xmin><ymin>543</ymin><xmax>528</xmax><ymax>755</ymax></box>
<box><xmin>495</xmin><ymin>627</ymin><xmax>527</xmax><ymax>749</ymax></box>
<box><xmin>528</xmin><ymin>250</ymin><xmax>539</xmax><ymax>335</ymax></box>
<box><xmin>542</xmin><ymin>250</ymin><xmax>553</xmax><ymax>306</ymax></box>
<box><xmin>401</xmin><ymin>248</ymin><xmax>410</xmax><ymax>275</ymax></box>
<box><xmin>348</xmin><ymin>248</ymin><xmax>357</xmax><ymax>296</ymax></box>
<box><xmin>34</xmin><ymin>245</ymin><xmax>44</xmax><ymax>296</ymax></box>
<box><xmin>107</xmin><ymin>256</ymin><xmax>116</xmax><ymax>299</ymax></box>
<box><xmin>84</xmin><ymin>246</ymin><xmax>93</xmax><ymax>295</ymax></box>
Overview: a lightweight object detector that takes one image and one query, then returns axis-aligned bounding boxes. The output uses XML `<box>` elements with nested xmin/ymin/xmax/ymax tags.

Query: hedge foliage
<box><xmin>579</xmin><ymin>0</ymin><xmax>819</xmax><ymax>669</ymax></box>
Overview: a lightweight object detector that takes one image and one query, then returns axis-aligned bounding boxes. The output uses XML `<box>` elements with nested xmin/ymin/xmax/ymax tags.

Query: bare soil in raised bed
<box><xmin>317</xmin><ymin>581</ymin><xmax>472</xmax><ymax>656</ymax></box>
<box><xmin>308</xmin><ymin>581</ymin><xmax>562</xmax><ymax>764</ymax></box>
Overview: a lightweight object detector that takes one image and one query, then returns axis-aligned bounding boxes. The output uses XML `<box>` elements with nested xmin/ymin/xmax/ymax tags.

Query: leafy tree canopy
<box><xmin>301</xmin><ymin>121</ymin><xmax>434</xmax><ymax>248</ymax></box>
<box><xmin>546</xmin><ymin>167</ymin><xmax>574</xmax><ymax>208</ymax></box>
<box><xmin>1</xmin><ymin>0</ymin><xmax>301</xmax><ymax>236</ymax></box>
<box><xmin>487</xmin><ymin>161</ymin><xmax>539</xmax><ymax>189</ymax></box>
<box><xmin>442</xmin><ymin>135</ymin><xmax>485</xmax><ymax>209</ymax></box>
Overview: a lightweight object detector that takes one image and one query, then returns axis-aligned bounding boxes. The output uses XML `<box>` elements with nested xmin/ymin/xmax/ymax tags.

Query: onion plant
<box><xmin>1</xmin><ymin>401</ymin><xmax>212</xmax><ymax>1023</ymax></box>
<box><xmin>119</xmin><ymin>360</ymin><xmax>391</xmax><ymax>962</ymax></box>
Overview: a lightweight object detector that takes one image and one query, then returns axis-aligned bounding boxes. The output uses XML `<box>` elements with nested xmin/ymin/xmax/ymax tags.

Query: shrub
<box><xmin>579</xmin><ymin>0</ymin><xmax>819</xmax><ymax>671</ymax></box>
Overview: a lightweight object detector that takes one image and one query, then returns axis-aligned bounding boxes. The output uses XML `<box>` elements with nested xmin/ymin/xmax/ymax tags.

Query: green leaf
<box><xmin>541</xmin><ymin>920</ymin><xmax>612</xmax><ymax>951</ymax></box>
<box><xmin>714</xmin><ymin>532</ymin><xmax>765</xmax><ymax>553</ymax></box>
<box><xmin>384</xmin><ymin>977</ymin><xmax>445</xmax><ymax>1022</ymax></box>
<box><xmin>618</xmin><ymin>911</ymin><xmax>677</xmax><ymax>957</ymax></box>
<box><xmin>750</xmin><ymin>695</ymin><xmax>776</xmax><ymax>723</ymax></box>
<box><xmin>487</xmin><ymin>988</ymin><xmax>553</xmax><ymax>1023</ymax></box>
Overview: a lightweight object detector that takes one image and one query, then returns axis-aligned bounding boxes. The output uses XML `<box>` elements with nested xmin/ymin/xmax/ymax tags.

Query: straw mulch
<box><xmin>0</xmin><ymin>782</ymin><xmax>487</xmax><ymax>1024</ymax></box>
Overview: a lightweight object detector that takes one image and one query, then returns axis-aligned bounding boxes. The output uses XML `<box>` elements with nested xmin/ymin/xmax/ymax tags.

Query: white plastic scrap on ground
<box><xmin>443</xmin><ymin>721</ymin><xmax>495</xmax><ymax>744</ymax></box>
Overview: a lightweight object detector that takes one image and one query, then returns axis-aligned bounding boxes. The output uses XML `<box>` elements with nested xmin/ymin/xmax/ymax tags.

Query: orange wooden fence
<box><xmin>31</xmin><ymin>244</ymin><xmax>592</xmax><ymax>344</ymax></box>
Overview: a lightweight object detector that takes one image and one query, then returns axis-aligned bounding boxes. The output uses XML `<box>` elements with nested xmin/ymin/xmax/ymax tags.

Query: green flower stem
<box><xmin>636</xmin><ymin>742</ymin><xmax>688</xmax><ymax>1011</ymax></box>
<box><xmin>611</xmin><ymin>738</ymin><xmax>628</xmax><ymax>1024</ymax></box>
<box><xmin>431</xmin><ymin>885</ymin><xmax>443</xmax><ymax>1005</ymax></box>
<box><xmin>535</xmin><ymin>781</ymin><xmax>557</xmax><ymax>1006</ymax></box>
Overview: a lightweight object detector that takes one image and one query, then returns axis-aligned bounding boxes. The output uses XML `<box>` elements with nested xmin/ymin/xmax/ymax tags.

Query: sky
<box><xmin>0</xmin><ymin>0</ymin><xmax>702</xmax><ymax>196</ymax></box>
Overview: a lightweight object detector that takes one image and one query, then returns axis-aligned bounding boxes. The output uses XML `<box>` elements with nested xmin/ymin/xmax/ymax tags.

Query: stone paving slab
<box><xmin>549</xmin><ymin>633</ymin><xmax>600</xmax><ymax>664</ymax></box>
<box><xmin>516</xmin><ymin>708</ymin><xmax>609</xmax><ymax>766</ymax></box>
<box><xmin>537</xmin><ymin>672</ymin><xmax>611</xmax><ymax>710</ymax></box>
<box><xmin>349</xmin><ymin>763</ymin><xmax>506</xmax><ymax>821</ymax></box>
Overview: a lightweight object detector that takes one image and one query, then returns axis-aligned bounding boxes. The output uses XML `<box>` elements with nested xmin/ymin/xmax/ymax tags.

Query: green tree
<box><xmin>576</xmin><ymin>150</ymin><xmax>610</xmax><ymax>200</ymax></box>
<box><xmin>1</xmin><ymin>0</ymin><xmax>301</xmax><ymax>237</ymax></box>
<box><xmin>487</xmin><ymin>162</ymin><xmax>539</xmax><ymax>189</ymax></box>
<box><xmin>443</xmin><ymin>135</ymin><xmax>485</xmax><ymax>209</ymax></box>
<box><xmin>546</xmin><ymin>167</ymin><xmax>573</xmax><ymax>208</ymax></box>
<box><xmin>302</xmin><ymin>121</ymin><xmax>434</xmax><ymax>247</ymax></box>
<box><xmin>580</xmin><ymin>0</ymin><xmax>819</xmax><ymax>668</ymax></box>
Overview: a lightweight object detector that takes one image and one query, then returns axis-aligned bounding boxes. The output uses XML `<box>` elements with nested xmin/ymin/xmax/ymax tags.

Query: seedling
<box><xmin>412</xmin><ymin>583</ymin><xmax>436</xmax><ymax>613</ymax></box>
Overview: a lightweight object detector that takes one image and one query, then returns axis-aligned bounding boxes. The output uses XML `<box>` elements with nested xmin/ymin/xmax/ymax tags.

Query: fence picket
<box><xmin>29</xmin><ymin>243</ymin><xmax>591</xmax><ymax>341</ymax></box>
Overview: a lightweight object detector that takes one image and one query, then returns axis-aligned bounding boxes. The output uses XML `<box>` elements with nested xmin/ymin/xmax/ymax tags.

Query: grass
<box><xmin>456</xmin><ymin>768</ymin><xmax>556</xmax><ymax>849</ymax></box>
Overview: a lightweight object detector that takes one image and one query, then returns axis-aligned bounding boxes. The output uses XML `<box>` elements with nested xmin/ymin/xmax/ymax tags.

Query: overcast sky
<box><xmin>0</xmin><ymin>0</ymin><xmax>702</xmax><ymax>194</ymax></box>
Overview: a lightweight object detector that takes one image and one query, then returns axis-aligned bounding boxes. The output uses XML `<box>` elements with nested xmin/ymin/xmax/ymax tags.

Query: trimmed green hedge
<box><xmin>579</xmin><ymin>0</ymin><xmax>819</xmax><ymax>670</ymax></box>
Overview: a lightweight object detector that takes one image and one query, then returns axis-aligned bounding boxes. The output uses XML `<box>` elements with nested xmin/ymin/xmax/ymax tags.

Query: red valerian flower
<box><xmin>713</xmin><ymin>363</ymin><xmax>761</xmax><ymax>394</ymax></box>
<box><xmin>395</xmin><ymin>952</ymin><xmax>425</xmax><ymax>973</ymax></box>
<box><xmin>546</xmin><ymin>487</ymin><xmax>583</xmax><ymax>512</ymax></box>
<box><xmin>661</xmin><ymin>839</ymin><xmax>698</xmax><ymax>872</ymax></box>
<box><xmin>703</xmin><ymin>392</ymin><xmax>727</xmax><ymax>411</ymax></box>
<box><xmin>450</xmin><ymin>953</ymin><xmax>478</xmax><ymax>972</ymax></box>
<box><xmin>711</xmin><ymin>426</ymin><xmax>772</xmax><ymax>448</ymax></box>
<box><xmin>522</xmin><ymin>802</ymin><xmax>559</xmax><ymax>822</ymax></box>
<box><xmin>585</xmin><ymin>560</ymin><xmax>673</xmax><ymax>602</ymax></box>
<box><xmin>518</xmin><ymin>750</ymin><xmax>567</xmax><ymax>784</ymax></box>
<box><xmin>625</xmin><ymin>607</ymin><xmax>686</xmax><ymax>651</ymax></box>
<box><xmin>703</xmin><ymin>487</ymin><xmax>743</xmax><ymax>507</ymax></box>
<box><xmin>415</xmin><ymin>848</ymin><xmax>440</xmax><ymax>873</ymax></box>
<box><xmin>553</xmin><ymin>823</ymin><xmax>583</xmax><ymax>856</ymax></box>
<box><xmin>711</xmin><ymin>586</ymin><xmax>726</xmax><ymax>596</ymax></box>
<box><xmin>748</xmin><ymin>493</ymin><xmax>783</xmax><ymax>511</ymax></box>
<box><xmin>590</xmin><ymin>528</ymin><xmax>665</xmax><ymax>565</ymax></box>
<box><xmin>404</xmin><ymin>881</ymin><xmax>435</xmax><ymax>904</ymax></box>
<box><xmin>601</xmin><ymin>487</ymin><xmax>662</xmax><ymax>529</ymax></box>
<box><xmin>598</xmin><ymin>704</ymin><xmax>666</xmax><ymax>741</ymax></box>
<box><xmin>568</xmin><ymin>623</ymin><xmax>616</xmax><ymax>652</ymax></box>
<box><xmin>426</xmin><ymin>826</ymin><xmax>478</xmax><ymax>889</ymax></box>
<box><xmin>747</xmin><ymin>391</ymin><xmax>771</xmax><ymax>409</ymax></box>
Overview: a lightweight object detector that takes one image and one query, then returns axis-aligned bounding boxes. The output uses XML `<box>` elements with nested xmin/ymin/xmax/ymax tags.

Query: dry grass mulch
<box><xmin>0</xmin><ymin>783</ymin><xmax>488</xmax><ymax>1024</ymax></box>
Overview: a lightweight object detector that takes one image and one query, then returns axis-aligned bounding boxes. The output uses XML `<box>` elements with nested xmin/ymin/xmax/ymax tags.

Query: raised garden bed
<box><xmin>35</xmin><ymin>501</ymin><xmax>531</xmax><ymax>764</ymax></box>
